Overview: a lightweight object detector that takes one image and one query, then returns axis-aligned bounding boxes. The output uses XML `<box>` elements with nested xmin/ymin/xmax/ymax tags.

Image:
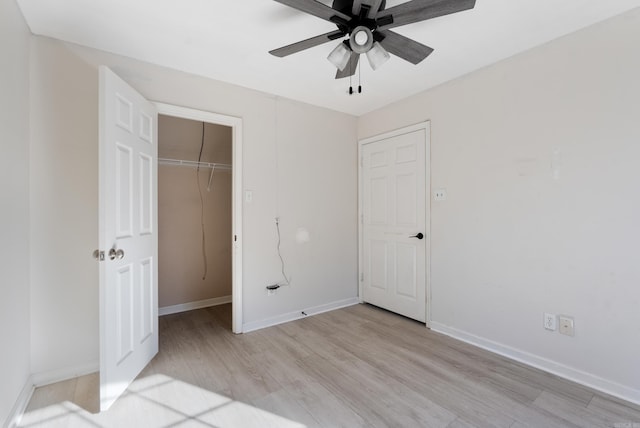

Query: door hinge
<box><xmin>360</xmin><ymin>273</ymin><xmax>364</xmax><ymax>282</ymax></box>
<box><xmin>234</xmin><ymin>234</ymin><xmax>237</xmax><ymax>242</ymax></box>
<box><xmin>93</xmin><ymin>250</ymin><xmax>105</xmax><ymax>262</ymax></box>
<box><xmin>360</xmin><ymin>156</ymin><xmax>363</xmax><ymax>167</ymax></box>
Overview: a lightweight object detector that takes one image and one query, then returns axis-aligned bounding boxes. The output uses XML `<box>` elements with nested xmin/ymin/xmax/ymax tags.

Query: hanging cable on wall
<box><xmin>275</xmin><ymin>217</ymin><xmax>290</xmax><ymax>285</ymax></box>
<box><xmin>274</xmin><ymin>98</ymin><xmax>290</xmax><ymax>286</ymax></box>
<box><xmin>196</xmin><ymin>122</ymin><xmax>208</xmax><ymax>280</ymax></box>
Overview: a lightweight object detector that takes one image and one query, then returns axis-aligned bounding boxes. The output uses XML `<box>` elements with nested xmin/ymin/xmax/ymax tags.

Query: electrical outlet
<box><xmin>434</xmin><ymin>189</ymin><xmax>447</xmax><ymax>201</ymax></box>
<box><xmin>559</xmin><ymin>316</ymin><xmax>574</xmax><ymax>336</ymax></box>
<box><xmin>544</xmin><ymin>313</ymin><xmax>557</xmax><ymax>331</ymax></box>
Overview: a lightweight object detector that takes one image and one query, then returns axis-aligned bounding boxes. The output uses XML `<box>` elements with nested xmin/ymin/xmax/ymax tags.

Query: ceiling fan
<box><xmin>269</xmin><ymin>0</ymin><xmax>477</xmax><ymax>79</ymax></box>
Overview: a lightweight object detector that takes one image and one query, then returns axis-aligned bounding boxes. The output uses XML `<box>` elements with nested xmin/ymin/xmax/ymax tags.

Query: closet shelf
<box><xmin>158</xmin><ymin>157</ymin><xmax>232</xmax><ymax>171</ymax></box>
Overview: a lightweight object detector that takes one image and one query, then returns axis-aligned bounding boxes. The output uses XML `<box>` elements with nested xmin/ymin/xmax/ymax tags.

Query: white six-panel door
<box><xmin>361</xmin><ymin>124</ymin><xmax>429</xmax><ymax>322</ymax></box>
<box><xmin>99</xmin><ymin>66</ymin><xmax>158</xmax><ymax>411</ymax></box>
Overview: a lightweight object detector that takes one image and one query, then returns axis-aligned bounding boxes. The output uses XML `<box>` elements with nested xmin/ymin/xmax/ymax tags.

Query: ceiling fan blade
<box><xmin>377</xmin><ymin>0</ymin><xmax>476</xmax><ymax>30</ymax></box>
<box><xmin>335</xmin><ymin>52</ymin><xmax>360</xmax><ymax>79</ymax></box>
<box><xmin>378</xmin><ymin>30</ymin><xmax>434</xmax><ymax>64</ymax></box>
<box><xmin>366</xmin><ymin>0</ymin><xmax>383</xmax><ymax>18</ymax></box>
<box><xmin>273</xmin><ymin>0</ymin><xmax>352</xmax><ymax>23</ymax></box>
<box><xmin>352</xmin><ymin>0</ymin><xmax>363</xmax><ymax>15</ymax></box>
<box><xmin>270</xmin><ymin>30</ymin><xmax>345</xmax><ymax>57</ymax></box>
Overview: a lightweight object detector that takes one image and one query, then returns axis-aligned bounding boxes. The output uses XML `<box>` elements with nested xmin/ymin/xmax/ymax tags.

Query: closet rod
<box><xmin>158</xmin><ymin>157</ymin><xmax>232</xmax><ymax>171</ymax></box>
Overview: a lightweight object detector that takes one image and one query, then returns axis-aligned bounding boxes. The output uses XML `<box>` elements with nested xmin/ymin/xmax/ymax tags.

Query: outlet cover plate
<box><xmin>434</xmin><ymin>189</ymin><xmax>447</xmax><ymax>201</ymax></box>
<box><xmin>544</xmin><ymin>313</ymin><xmax>557</xmax><ymax>331</ymax></box>
<box><xmin>559</xmin><ymin>316</ymin><xmax>574</xmax><ymax>336</ymax></box>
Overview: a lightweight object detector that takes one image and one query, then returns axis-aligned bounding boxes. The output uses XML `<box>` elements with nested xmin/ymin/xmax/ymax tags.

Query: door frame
<box><xmin>155</xmin><ymin>103</ymin><xmax>243</xmax><ymax>333</ymax></box>
<box><xmin>358</xmin><ymin>121</ymin><xmax>431</xmax><ymax>327</ymax></box>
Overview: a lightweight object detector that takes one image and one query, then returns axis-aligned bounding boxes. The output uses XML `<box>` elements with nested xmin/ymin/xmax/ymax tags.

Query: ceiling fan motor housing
<box><xmin>330</xmin><ymin>0</ymin><xmax>388</xmax><ymax>39</ymax></box>
<box><xmin>349</xmin><ymin>26</ymin><xmax>373</xmax><ymax>53</ymax></box>
<box><xmin>332</xmin><ymin>0</ymin><xmax>387</xmax><ymax>16</ymax></box>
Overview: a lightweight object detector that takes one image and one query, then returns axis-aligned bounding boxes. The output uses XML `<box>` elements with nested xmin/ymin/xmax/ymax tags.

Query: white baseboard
<box><xmin>4</xmin><ymin>377</ymin><xmax>34</xmax><ymax>428</ymax></box>
<box><xmin>430</xmin><ymin>322</ymin><xmax>640</xmax><ymax>406</ymax></box>
<box><xmin>159</xmin><ymin>295</ymin><xmax>232</xmax><ymax>316</ymax></box>
<box><xmin>242</xmin><ymin>297</ymin><xmax>360</xmax><ymax>333</ymax></box>
<box><xmin>31</xmin><ymin>361</ymin><xmax>99</xmax><ymax>388</ymax></box>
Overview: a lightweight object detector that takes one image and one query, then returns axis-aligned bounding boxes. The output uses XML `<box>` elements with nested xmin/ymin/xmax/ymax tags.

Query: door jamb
<box><xmin>155</xmin><ymin>103</ymin><xmax>243</xmax><ymax>333</ymax></box>
<box><xmin>357</xmin><ymin>121</ymin><xmax>432</xmax><ymax>327</ymax></box>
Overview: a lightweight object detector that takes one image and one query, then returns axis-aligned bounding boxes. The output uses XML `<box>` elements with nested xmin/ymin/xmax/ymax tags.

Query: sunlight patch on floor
<box><xmin>19</xmin><ymin>374</ymin><xmax>306</xmax><ymax>428</ymax></box>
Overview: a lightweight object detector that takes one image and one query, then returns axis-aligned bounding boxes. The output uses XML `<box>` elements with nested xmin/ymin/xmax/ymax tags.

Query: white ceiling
<box><xmin>17</xmin><ymin>0</ymin><xmax>640</xmax><ymax>116</ymax></box>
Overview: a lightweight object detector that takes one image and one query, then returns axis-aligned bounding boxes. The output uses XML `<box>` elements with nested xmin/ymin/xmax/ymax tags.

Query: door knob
<box><xmin>410</xmin><ymin>233</ymin><xmax>424</xmax><ymax>240</ymax></box>
<box><xmin>109</xmin><ymin>248</ymin><xmax>125</xmax><ymax>260</ymax></box>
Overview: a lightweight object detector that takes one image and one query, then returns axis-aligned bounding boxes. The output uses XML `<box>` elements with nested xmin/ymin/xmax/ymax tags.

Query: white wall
<box><xmin>28</xmin><ymin>36</ymin><xmax>358</xmax><ymax>376</ymax></box>
<box><xmin>0</xmin><ymin>0</ymin><xmax>32</xmax><ymax>425</ymax></box>
<box><xmin>29</xmin><ymin>38</ymin><xmax>99</xmax><ymax>377</ymax></box>
<box><xmin>266</xmin><ymin>99</ymin><xmax>359</xmax><ymax>319</ymax></box>
<box><xmin>358</xmin><ymin>9</ymin><xmax>640</xmax><ymax>403</ymax></box>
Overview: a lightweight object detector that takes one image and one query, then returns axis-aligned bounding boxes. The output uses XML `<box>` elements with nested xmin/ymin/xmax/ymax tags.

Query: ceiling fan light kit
<box><xmin>328</xmin><ymin>41</ymin><xmax>352</xmax><ymax>71</ymax></box>
<box><xmin>270</xmin><ymin>0</ymin><xmax>476</xmax><ymax>82</ymax></box>
<box><xmin>366</xmin><ymin>41</ymin><xmax>390</xmax><ymax>70</ymax></box>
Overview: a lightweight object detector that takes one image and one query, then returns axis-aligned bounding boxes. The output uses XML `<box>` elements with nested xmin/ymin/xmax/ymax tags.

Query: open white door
<box><xmin>99</xmin><ymin>66</ymin><xmax>158</xmax><ymax>411</ymax></box>
<box><xmin>360</xmin><ymin>123</ymin><xmax>430</xmax><ymax>323</ymax></box>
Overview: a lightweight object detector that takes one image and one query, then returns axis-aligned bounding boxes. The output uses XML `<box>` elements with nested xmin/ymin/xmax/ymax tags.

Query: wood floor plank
<box><xmin>276</xmin><ymin>318</ymin><xmax>363</xmax><ymax>365</ymax></box>
<box><xmin>242</xmin><ymin>341</ymin><xmax>317</xmax><ymax>391</ymax></box>
<box><xmin>324</xmin><ymin>330</ymin><xmax>516</xmax><ymax>427</ymax></box>
<box><xmin>258</xmin><ymin>325</ymin><xmax>315</xmax><ymax>360</ymax></box>
<box><xmin>25</xmin><ymin>378</ymin><xmax>77</xmax><ymax>413</ymax></box>
<box><xmin>446</xmin><ymin>417</ymin><xmax>480</xmax><ymax>428</ymax></box>
<box><xmin>353</xmin><ymin>308</ymin><xmax>594</xmax><ymax>406</ymax></box>
<box><xmin>587</xmin><ymin>394</ymin><xmax>640</xmax><ymax>424</ymax></box>
<box><xmin>297</xmin><ymin>353</ymin><xmax>457</xmax><ymax>427</ymax></box>
<box><xmin>347</xmin><ymin>301</ymin><xmax>408</xmax><ymax>326</ymax></box>
<box><xmin>21</xmin><ymin>303</ymin><xmax>640</xmax><ymax>428</ymax></box>
<box><xmin>281</xmin><ymin>380</ymin><xmax>369</xmax><ymax>428</ymax></box>
<box><xmin>201</xmin><ymin>329</ymin><xmax>282</xmax><ymax>401</ymax></box>
<box><xmin>328</xmin><ymin>314</ymin><xmax>586</xmax><ymax>428</ymax></box>
<box><xmin>73</xmin><ymin>373</ymin><xmax>99</xmax><ymax>414</ymax></box>
<box><xmin>533</xmin><ymin>390</ymin><xmax>614</xmax><ymax>428</ymax></box>
<box><xmin>252</xmin><ymin>387</ymin><xmax>321</xmax><ymax>427</ymax></box>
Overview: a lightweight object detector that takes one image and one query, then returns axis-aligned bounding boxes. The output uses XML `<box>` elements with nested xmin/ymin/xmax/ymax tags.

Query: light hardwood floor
<box><xmin>21</xmin><ymin>303</ymin><xmax>640</xmax><ymax>427</ymax></box>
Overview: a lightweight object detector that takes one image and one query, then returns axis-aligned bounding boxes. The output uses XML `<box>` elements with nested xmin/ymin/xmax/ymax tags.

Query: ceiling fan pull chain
<box><xmin>358</xmin><ymin>62</ymin><xmax>362</xmax><ymax>93</ymax></box>
<box><xmin>349</xmin><ymin>59</ymin><xmax>353</xmax><ymax>95</ymax></box>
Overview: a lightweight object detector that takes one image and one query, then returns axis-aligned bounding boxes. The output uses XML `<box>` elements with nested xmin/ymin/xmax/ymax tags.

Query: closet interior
<box><xmin>157</xmin><ymin>114</ymin><xmax>232</xmax><ymax>323</ymax></box>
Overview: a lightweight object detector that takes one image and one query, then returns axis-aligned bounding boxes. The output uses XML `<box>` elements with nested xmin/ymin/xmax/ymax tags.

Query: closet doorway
<box><xmin>155</xmin><ymin>103</ymin><xmax>243</xmax><ymax>333</ymax></box>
